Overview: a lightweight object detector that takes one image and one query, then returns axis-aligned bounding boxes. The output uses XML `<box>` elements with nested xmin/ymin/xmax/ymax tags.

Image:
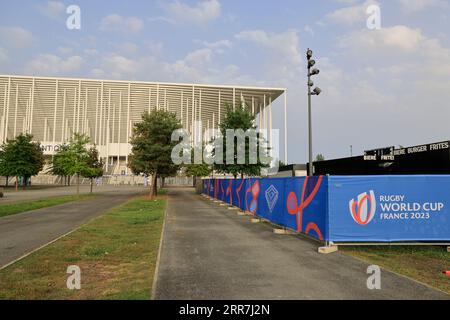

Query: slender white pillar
<box><xmin>156</xmin><ymin>84</ymin><xmax>160</xmax><ymax>111</ymax></box>
<box><xmin>72</xmin><ymin>88</ymin><xmax>76</xmax><ymax>134</ymax></box>
<box><xmin>148</xmin><ymin>88</ymin><xmax>151</xmax><ymax>114</ymax></box>
<box><xmin>77</xmin><ymin>80</ymin><xmax>81</xmax><ymax>133</ymax></box>
<box><xmin>126</xmin><ymin>83</ymin><xmax>131</xmax><ymax>174</ymax></box>
<box><xmin>61</xmin><ymin>89</ymin><xmax>66</xmax><ymax>142</ymax></box>
<box><xmin>52</xmin><ymin>80</ymin><xmax>59</xmax><ymax>144</ymax></box>
<box><xmin>13</xmin><ymin>84</ymin><xmax>18</xmax><ymax>137</ymax></box>
<box><xmin>269</xmin><ymin>96</ymin><xmax>273</xmax><ymax>157</ymax></box>
<box><xmin>218</xmin><ymin>90</ymin><xmax>221</xmax><ymax>125</ymax></box>
<box><xmin>30</xmin><ymin>78</ymin><xmax>35</xmax><ymax>134</ymax></box>
<box><xmin>284</xmin><ymin>89</ymin><xmax>288</xmax><ymax>164</ymax></box>
<box><xmin>99</xmin><ymin>83</ymin><xmax>104</xmax><ymax>145</ymax></box>
<box><xmin>4</xmin><ymin>79</ymin><xmax>11</xmax><ymax>140</ymax></box>
<box><xmin>181</xmin><ymin>91</ymin><xmax>184</xmax><ymax>127</ymax></box>
<box><xmin>233</xmin><ymin>88</ymin><xmax>236</xmax><ymax>111</ymax></box>
<box><xmin>94</xmin><ymin>89</ymin><xmax>99</xmax><ymax>145</ymax></box>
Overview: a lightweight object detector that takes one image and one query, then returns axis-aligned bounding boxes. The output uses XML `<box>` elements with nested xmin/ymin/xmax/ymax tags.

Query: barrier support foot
<box><xmin>237</xmin><ymin>211</ymin><xmax>246</xmax><ymax>216</ymax></box>
<box><xmin>447</xmin><ymin>246</ymin><xmax>450</xmax><ymax>253</ymax></box>
<box><xmin>273</xmin><ymin>228</ymin><xmax>294</xmax><ymax>235</ymax></box>
<box><xmin>228</xmin><ymin>206</ymin><xmax>239</xmax><ymax>211</ymax></box>
<box><xmin>251</xmin><ymin>218</ymin><xmax>261</xmax><ymax>223</ymax></box>
<box><xmin>318</xmin><ymin>246</ymin><xmax>338</xmax><ymax>254</ymax></box>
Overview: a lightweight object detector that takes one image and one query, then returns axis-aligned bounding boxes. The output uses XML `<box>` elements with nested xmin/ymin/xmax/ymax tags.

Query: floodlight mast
<box><xmin>306</xmin><ymin>48</ymin><xmax>322</xmax><ymax>176</ymax></box>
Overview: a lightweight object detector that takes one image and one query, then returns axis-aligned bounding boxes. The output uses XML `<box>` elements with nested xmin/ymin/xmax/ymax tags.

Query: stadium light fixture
<box><xmin>306</xmin><ymin>48</ymin><xmax>322</xmax><ymax>176</ymax></box>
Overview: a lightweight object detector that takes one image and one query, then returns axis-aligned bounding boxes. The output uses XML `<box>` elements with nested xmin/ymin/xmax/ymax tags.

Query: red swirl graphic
<box><xmin>286</xmin><ymin>176</ymin><xmax>324</xmax><ymax>240</ymax></box>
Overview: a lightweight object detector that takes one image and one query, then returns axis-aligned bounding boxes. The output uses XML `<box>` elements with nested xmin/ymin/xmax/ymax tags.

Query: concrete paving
<box><xmin>0</xmin><ymin>188</ymin><xmax>145</xmax><ymax>268</ymax></box>
<box><xmin>0</xmin><ymin>185</ymin><xmax>147</xmax><ymax>204</ymax></box>
<box><xmin>154</xmin><ymin>188</ymin><xmax>449</xmax><ymax>300</ymax></box>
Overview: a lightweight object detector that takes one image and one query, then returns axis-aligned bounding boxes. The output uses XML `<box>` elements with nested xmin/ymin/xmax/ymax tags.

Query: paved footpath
<box><xmin>154</xmin><ymin>188</ymin><xmax>449</xmax><ymax>300</ymax></box>
<box><xmin>0</xmin><ymin>188</ymin><xmax>144</xmax><ymax>268</ymax></box>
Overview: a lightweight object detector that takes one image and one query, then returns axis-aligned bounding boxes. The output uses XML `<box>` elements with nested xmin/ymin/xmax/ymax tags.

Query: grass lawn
<box><xmin>0</xmin><ymin>196</ymin><xmax>166</xmax><ymax>300</ymax></box>
<box><xmin>0</xmin><ymin>194</ymin><xmax>96</xmax><ymax>218</ymax></box>
<box><xmin>342</xmin><ymin>245</ymin><xmax>450</xmax><ymax>294</ymax></box>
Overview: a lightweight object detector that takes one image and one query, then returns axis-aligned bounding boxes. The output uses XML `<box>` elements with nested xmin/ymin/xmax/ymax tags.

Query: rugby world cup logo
<box><xmin>349</xmin><ymin>191</ymin><xmax>376</xmax><ymax>225</ymax></box>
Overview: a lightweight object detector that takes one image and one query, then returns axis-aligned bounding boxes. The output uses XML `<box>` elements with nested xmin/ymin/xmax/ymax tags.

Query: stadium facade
<box><xmin>0</xmin><ymin>75</ymin><xmax>287</xmax><ymax>175</ymax></box>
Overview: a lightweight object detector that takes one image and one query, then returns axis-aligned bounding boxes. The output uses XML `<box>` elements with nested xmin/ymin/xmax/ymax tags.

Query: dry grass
<box><xmin>0</xmin><ymin>196</ymin><xmax>166</xmax><ymax>300</ymax></box>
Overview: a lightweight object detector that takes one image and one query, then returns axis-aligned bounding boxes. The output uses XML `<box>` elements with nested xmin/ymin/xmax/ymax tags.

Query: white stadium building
<box><xmin>0</xmin><ymin>75</ymin><xmax>288</xmax><ymax>177</ymax></box>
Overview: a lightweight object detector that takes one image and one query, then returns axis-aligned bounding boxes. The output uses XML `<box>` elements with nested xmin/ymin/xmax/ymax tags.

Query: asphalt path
<box><xmin>0</xmin><ymin>188</ymin><xmax>144</xmax><ymax>268</ymax></box>
<box><xmin>153</xmin><ymin>188</ymin><xmax>448</xmax><ymax>300</ymax></box>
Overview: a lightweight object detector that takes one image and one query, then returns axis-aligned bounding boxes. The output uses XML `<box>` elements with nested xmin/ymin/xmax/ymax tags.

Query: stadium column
<box><xmin>284</xmin><ymin>89</ymin><xmax>288</xmax><ymax>164</ymax></box>
<box><xmin>148</xmin><ymin>88</ymin><xmax>151</xmax><ymax>114</ymax></box>
<box><xmin>191</xmin><ymin>86</ymin><xmax>195</xmax><ymax>146</ymax></box>
<box><xmin>72</xmin><ymin>88</ymin><xmax>76</xmax><ymax>134</ymax></box>
<box><xmin>106</xmin><ymin>89</ymin><xmax>111</xmax><ymax>172</ymax></box>
<box><xmin>263</xmin><ymin>94</ymin><xmax>267</xmax><ymax>137</ymax></box>
<box><xmin>83</xmin><ymin>88</ymin><xmax>88</xmax><ymax>134</ymax></box>
<box><xmin>13</xmin><ymin>84</ymin><xmax>18</xmax><ymax>138</ymax></box>
<box><xmin>233</xmin><ymin>87</ymin><xmax>236</xmax><ymax>111</ymax></box>
<box><xmin>126</xmin><ymin>83</ymin><xmax>131</xmax><ymax>175</ymax></box>
<box><xmin>1</xmin><ymin>84</ymin><xmax>7</xmax><ymax>142</ymax></box>
<box><xmin>4</xmin><ymin>79</ymin><xmax>11</xmax><ymax>141</ymax></box>
<box><xmin>269</xmin><ymin>96</ymin><xmax>273</xmax><ymax>158</ymax></box>
<box><xmin>77</xmin><ymin>80</ymin><xmax>81</xmax><ymax>133</ymax></box>
<box><xmin>156</xmin><ymin>84</ymin><xmax>160</xmax><ymax>111</ymax></box>
<box><xmin>181</xmin><ymin>91</ymin><xmax>184</xmax><ymax>128</ymax></box>
<box><xmin>218</xmin><ymin>90</ymin><xmax>221</xmax><ymax>125</ymax></box>
<box><xmin>259</xmin><ymin>103</ymin><xmax>262</xmax><ymax>132</ymax></box>
<box><xmin>99</xmin><ymin>82</ymin><xmax>104</xmax><ymax>146</ymax></box>
<box><xmin>199</xmin><ymin>89</ymin><xmax>202</xmax><ymax>146</ymax></box>
<box><xmin>61</xmin><ymin>89</ymin><xmax>66</xmax><ymax>142</ymax></box>
<box><xmin>94</xmin><ymin>88</ymin><xmax>99</xmax><ymax>145</ymax></box>
<box><xmin>118</xmin><ymin>91</ymin><xmax>122</xmax><ymax>173</ymax></box>
<box><xmin>252</xmin><ymin>97</ymin><xmax>255</xmax><ymax>115</ymax></box>
<box><xmin>30</xmin><ymin>78</ymin><xmax>35</xmax><ymax>134</ymax></box>
<box><xmin>52</xmin><ymin>80</ymin><xmax>59</xmax><ymax>146</ymax></box>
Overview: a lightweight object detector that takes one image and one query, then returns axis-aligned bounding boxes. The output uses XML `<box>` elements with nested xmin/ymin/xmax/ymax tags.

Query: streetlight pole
<box><xmin>306</xmin><ymin>49</ymin><xmax>322</xmax><ymax>176</ymax></box>
<box><xmin>307</xmin><ymin>71</ymin><xmax>313</xmax><ymax>177</ymax></box>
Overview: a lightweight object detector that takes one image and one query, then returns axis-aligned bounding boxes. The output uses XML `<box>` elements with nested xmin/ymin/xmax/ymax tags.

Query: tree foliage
<box><xmin>213</xmin><ymin>105</ymin><xmax>270</xmax><ymax>178</ymax></box>
<box><xmin>129</xmin><ymin>110</ymin><xmax>182</xmax><ymax>197</ymax></box>
<box><xmin>0</xmin><ymin>134</ymin><xmax>44</xmax><ymax>189</ymax></box>
<box><xmin>48</xmin><ymin>133</ymin><xmax>103</xmax><ymax>194</ymax></box>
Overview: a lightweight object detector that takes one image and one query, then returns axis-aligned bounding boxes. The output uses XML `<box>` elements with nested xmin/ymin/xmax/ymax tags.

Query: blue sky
<box><xmin>1</xmin><ymin>0</ymin><xmax>450</xmax><ymax>163</ymax></box>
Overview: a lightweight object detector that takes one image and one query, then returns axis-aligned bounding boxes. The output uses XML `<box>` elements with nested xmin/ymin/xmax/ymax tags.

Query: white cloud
<box><xmin>100</xmin><ymin>14</ymin><xmax>144</xmax><ymax>34</ymax></box>
<box><xmin>38</xmin><ymin>1</ymin><xmax>65</xmax><ymax>20</ymax></box>
<box><xmin>396</xmin><ymin>0</ymin><xmax>448</xmax><ymax>13</ymax></box>
<box><xmin>0</xmin><ymin>26</ymin><xmax>34</xmax><ymax>48</ymax></box>
<box><xmin>325</xmin><ymin>0</ymin><xmax>379</xmax><ymax>26</ymax></box>
<box><xmin>26</xmin><ymin>54</ymin><xmax>83</xmax><ymax>75</ymax></box>
<box><xmin>166</xmin><ymin>0</ymin><xmax>221</xmax><ymax>25</ymax></box>
<box><xmin>338</xmin><ymin>25</ymin><xmax>424</xmax><ymax>53</ymax></box>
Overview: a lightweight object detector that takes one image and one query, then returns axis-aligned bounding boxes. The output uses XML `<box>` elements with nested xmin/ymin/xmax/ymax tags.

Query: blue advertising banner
<box><xmin>203</xmin><ymin>175</ymin><xmax>450</xmax><ymax>243</ymax></box>
<box><xmin>328</xmin><ymin>175</ymin><xmax>450</xmax><ymax>242</ymax></box>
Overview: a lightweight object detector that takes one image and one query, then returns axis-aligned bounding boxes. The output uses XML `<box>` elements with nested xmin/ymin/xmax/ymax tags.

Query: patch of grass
<box><xmin>0</xmin><ymin>196</ymin><xmax>166</xmax><ymax>300</ymax></box>
<box><xmin>341</xmin><ymin>245</ymin><xmax>450</xmax><ymax>294</ymax></box>
<box><xmin>0</xmin><ymin>194</ymin><xmax>96</xmax><ymax>218</ymax></box>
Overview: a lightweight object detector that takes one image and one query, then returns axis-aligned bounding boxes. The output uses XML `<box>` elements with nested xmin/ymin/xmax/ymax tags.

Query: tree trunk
<box><xmin>149</xmin><ymin>172</ymin><xmax>157</xmax><ymax>199</ymax></box>
<box><xmin>68</xmin><ymin>176</ymin><xmax>71</xmax><ymax>186</ymax></box>
<box><xmin>90</xmin><ymin>178</ymin><xmax>93</xmax><ymax>194</ymax></box>
<box><xmin>76</xmin><ymin>173</ymin><xmax>80</xmax><ymax>196</ymax></box>
<box><xmin>15</xmin><ymin>177</ymin><xmax>18</xmax><ymax>191</ymax></box>
<box><xmin>5</xmin><ymin>176</ymin><xmax>8</xmax><ymax>187</ymax></box>
<box><xmin>23</xmin><ymin>177</ymin><xmax>27</xmax><ymax>190</ymax></box>
<box><xmin>161</xmin><ymin>177</ymin><xmax>165</xmax><ymax>188</ymax></box>
<box><xmin>193</xmin><ymin>176</ymin><xmax>196</xmax><ymax>187</ymax></box>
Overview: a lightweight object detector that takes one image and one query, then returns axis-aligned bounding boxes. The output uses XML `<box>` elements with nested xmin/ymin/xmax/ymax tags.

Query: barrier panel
<box><xmin>203</xmin><ymin>175</ymin><xmax>450</xmax><ymax>243</ymax></box>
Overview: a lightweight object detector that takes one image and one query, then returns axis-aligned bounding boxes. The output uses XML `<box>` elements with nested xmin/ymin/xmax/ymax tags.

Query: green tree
<box><xmin>213</xmin><ymin>105</ymin><xmax>270</xmax><ymax>178</ymax></box>
<box><xmin>185</xmin><ymin>147</ymin><xmax>212</xmax><ymax>187</ymax></box>
<box><xmin>315</xmin><ymin>154</ymin><xmax>325</xmax><ymax>162</ymax></box>
<box><xmin>49</xmin><ymin>134</ymin><xmax>92</xmax><ymax>196</ymax></box>
<box><xmin>82</xmin><ymin>147</ymin><xmax>104</xmax><ymax>194</ymax></box>
<box><xmin>0</xmin><ymin>134</ymin><xmax>44</xmax><ymax>190</ymax></box>
<box><xmin>129</xmin><ymin>110</ymin><xmax>182</xmax><ymax>198</ymax></box>
<box><xmin>48</xmin><ymin>144</ymin><xmax>71</xmax><ymax>186</ymax></box>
